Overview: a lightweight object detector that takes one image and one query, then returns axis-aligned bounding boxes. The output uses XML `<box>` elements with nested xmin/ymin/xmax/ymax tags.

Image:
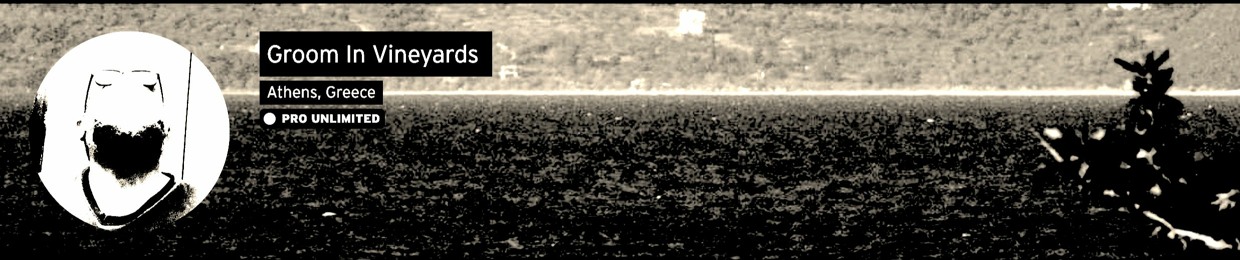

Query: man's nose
<box><xmin>91</xmin><ymin>83</ymin><xmax>163</xmax><ymax>130</ymax></box>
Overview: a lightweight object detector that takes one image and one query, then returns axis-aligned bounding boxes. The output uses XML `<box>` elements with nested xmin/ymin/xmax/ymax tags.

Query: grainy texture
<box><xmin>4</xmin><ymin>4</ymin><xmax>1240</xmax><ymax>91</ymax></box>
<box><xmin>5</xmin><ymin>93</ymin><xmax>1240</xmax><ymax>258</ymax></box>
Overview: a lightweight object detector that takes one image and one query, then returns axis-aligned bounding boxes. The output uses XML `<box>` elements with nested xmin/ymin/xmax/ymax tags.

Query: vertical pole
<box><xmin>182</xmin><ymin>52</ymin><xmax>192</xmax><ymax>180</ymax></box>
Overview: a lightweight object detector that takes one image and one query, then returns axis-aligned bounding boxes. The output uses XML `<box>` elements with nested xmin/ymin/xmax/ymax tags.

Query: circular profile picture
<box><xmin>30</xmin><ymin>31</ymin><xmax>229</xmax><ymax>231</ymax></box>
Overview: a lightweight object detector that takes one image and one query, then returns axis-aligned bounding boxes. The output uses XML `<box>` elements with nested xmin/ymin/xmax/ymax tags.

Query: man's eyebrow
<box><xmin>132</xmin><ymin>70</ymin><xmax>151</xmax><ymax>73</ymax></box>
<box><xmin>103</xmin><ymin>69</ymin><xmax>122</xmax><ymax>73</ymax></box>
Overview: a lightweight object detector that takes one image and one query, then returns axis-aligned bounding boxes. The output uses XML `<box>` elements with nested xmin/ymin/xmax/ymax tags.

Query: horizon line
<box><xmin>221</xmin><ymin>89</ymin><xmax>1240</xmax><ymax>96</ymax></box>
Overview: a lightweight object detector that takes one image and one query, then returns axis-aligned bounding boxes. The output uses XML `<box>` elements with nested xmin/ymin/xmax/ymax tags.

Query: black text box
<box><xmin>259</xmin><ymin>31</ymin><xmax>492</xmax><ymax>77</ymax></box>
<box><xmin>260</xmin><ymin>81</ymin><xmax>383</xmax><ymax>105</ymax></box>
<box><xmin>260</xmin><ymin>109</ymin><xmax>386</xmax><ymax>129</ymax></box>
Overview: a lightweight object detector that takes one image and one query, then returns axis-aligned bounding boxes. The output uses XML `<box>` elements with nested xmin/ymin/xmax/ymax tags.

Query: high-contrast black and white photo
<box><xmin>29</xmin><ymin>31</ymin><xmax>230</xmax><ymax>232</ymax></box>
<box><xmin>4</xmin><ymin>3</ymin><xmax>1240</xmax><ymax>258</ymax></box>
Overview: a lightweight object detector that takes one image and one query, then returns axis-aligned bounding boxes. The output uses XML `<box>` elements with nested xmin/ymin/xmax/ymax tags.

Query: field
<box><xmin>4</xmin><ymin>93</ymin><xmax>1240</xmax><ymax>258</ymax></box>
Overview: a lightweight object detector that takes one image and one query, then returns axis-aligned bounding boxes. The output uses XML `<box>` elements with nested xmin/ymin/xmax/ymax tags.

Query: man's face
<box><xmin>81</xmin><ymin>69</ymin><xmax>168</xmax><ymax>181</ymax></box>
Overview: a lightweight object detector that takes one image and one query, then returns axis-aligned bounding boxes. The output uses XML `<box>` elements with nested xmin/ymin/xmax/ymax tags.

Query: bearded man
<box><xmin>74</xmin><ymin>68</ymin><xmax>195</xmax><ymax>231</ymax></box>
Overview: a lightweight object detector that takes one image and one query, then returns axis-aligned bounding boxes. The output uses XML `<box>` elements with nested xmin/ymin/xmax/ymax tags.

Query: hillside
<box><xmin>3</xmin><ymin>4</ymin><xmax>1240</xmax><ymax>92</ymax></box>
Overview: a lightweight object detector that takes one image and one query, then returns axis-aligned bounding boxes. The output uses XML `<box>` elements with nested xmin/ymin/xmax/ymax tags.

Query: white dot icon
<box><xmin>263</xmin><ymin>112</ymin><xmax>276</xmax><ymax>125</ymax></box>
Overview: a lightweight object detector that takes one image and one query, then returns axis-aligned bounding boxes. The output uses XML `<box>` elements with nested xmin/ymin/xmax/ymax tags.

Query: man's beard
<box><xmin>89</xmin><ymin>121</ymin><xmax>167</xmax><ymax>182</ymax></box>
